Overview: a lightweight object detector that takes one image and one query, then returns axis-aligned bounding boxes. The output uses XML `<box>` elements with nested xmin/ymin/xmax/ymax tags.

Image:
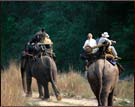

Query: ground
<box><xmin>26</xmin><ymin>92</ymin><xmax>98</xmax><ymax>106</ymax></box>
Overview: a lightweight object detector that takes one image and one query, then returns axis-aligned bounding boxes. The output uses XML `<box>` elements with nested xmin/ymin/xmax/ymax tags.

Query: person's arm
<box><xmin>104</xmin><ymin>38</ymin><xmax>112</xmax><ymax>45</ymax></box>
<box><xmin>110</xmin><ymin>40</ymin><xmax>116</xmax><ymax>44</ymax></box>
<box><xmin>29</xmin><ymin>36</ymin><xmax>37</xmax><ymax>44</ymax></box>
<box><xmin>29</xmin><ymin>35</ymin><xmax>41</xmax><ymax>44</ymax></box>
<box><xmin>83</xmin><ymin>40</ymin><xmax>88</xmax><ymax>49</ymax></box>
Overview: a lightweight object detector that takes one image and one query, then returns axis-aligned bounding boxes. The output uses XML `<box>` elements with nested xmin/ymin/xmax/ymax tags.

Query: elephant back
<box><xmin>88</xmin><ymin>59</ymin><xmax>119</xmax><ymax>81</ymax></box>
<box><xmin>42</xmin><ymin>55</ymin><xmax>57</xmax><ymax>82</ymax></box>
<box><xmin>32</xmin><ymin>55</ymin><xmax>57</xmax><ymax>82</ymax></box>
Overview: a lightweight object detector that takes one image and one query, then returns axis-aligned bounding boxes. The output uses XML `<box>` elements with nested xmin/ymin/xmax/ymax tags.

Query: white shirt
<box><xmin>98</xmin><ymin>37</ymin><xmax>111</xmax><ymax>45</ymax></box>
<box><xmin>83</xmin><ymin>39</ymin><xmax>98</xmax><ymax>53</ymax></box>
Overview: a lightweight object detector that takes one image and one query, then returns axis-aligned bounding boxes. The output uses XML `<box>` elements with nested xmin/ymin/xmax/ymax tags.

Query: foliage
<box><xmin>1</xmin><ymin>1</ymin><xmax>134</xmax><ymax>76</ymax></box>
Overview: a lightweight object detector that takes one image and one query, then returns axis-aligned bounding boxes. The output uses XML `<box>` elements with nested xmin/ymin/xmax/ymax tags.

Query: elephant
<box><xmin>20</xmin><ymin>49</ymin><xmax>61</xmax><ymax>100</ymax></box>
<box><xmin>87</xmin><ymin>59</ymin><xmax>119</xmax><ymax>106</ymax></box>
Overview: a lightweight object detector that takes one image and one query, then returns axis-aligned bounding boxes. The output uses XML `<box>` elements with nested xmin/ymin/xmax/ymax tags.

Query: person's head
<box><xmin>87</xmin><ymin>33</ymin><xmax>93</xmax><ymax>39</ymax></box>
<box><xmin>101</xmin><ymin>32</ymin><xmax>109</xmax><ymax>38</ymax></box>
<box><xmin>41</xmin><ymin>28</ymin><xmax>46</xmax><ymax>33</ymax></box>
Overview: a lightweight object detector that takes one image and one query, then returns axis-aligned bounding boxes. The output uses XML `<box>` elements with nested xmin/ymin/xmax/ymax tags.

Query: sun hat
<box><xmin>102</xmin><ymin>32</ymin><xmax>109</xmax><ymax>38</ymax></box>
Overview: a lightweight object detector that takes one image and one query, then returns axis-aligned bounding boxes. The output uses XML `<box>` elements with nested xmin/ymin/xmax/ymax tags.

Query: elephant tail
<box><xmin>97</xmin><ymin>69</ymin><xmax>103</xmax><ymax>106</ymax></box>
<box><xmin>94</xmin><ymin>61</ymin><xmax>103</xmax><ymax>106</ymax></box>
<box><xmin>98</xmin><ymin>59</ymin><xmax>106</xmax><ymax>105</ymax></box>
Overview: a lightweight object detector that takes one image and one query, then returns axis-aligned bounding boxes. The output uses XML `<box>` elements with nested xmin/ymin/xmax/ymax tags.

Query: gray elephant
<box><xmin>20</xmin><ymin>44</ymin><xmax>61</xmax><ymax>100</ymax></box>
<box><xmin>87</xmin><ymin>59</ymin><xmax>119</xmax><ymax>106</ymax></box>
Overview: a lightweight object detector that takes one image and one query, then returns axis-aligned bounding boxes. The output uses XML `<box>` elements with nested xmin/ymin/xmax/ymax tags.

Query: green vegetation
<box><xmin>1</xmin><ymin>2</ymin><xmax>134</xmax><ymax>77</ymax></box>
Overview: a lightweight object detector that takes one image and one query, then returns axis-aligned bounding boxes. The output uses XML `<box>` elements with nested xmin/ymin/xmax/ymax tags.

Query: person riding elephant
<box><xmin>25</xmin><ymin>28</ymin><xmax>56</xmax><ymax>60</ymax></box>
<box><xmin>20</xmin><ymin>29</ymin><xmax>61</xmax><ymax>100</ymax></box>
<box><xmin>98</xmin><ymin>32</ymin><xmax>121</xmax><ymax>60</ymax></box>
<box><xmin>97</xmin><ymin>32</ymin><xmax>124</xmax><ymax>72</ymax></box>
<box><xmin>83</xmin><ymin>33</ymin><xmax>98</xmax><ymax>54</ymax></box>
<box><xmin>80</xmin><ymin>33</ymin><xmax>98</xmax><ymax>75</ymax></box>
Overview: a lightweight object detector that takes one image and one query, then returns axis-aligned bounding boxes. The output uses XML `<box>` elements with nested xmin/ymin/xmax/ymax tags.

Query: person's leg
<box><xmin>109</xmin><ymin>46</ymin><xmax>121</xmax><ymax>59</ymax></box>
<box><xmin>109</xmin><ymin>46</ymin><xmax>117</xmax><ymax>57</ymax></box>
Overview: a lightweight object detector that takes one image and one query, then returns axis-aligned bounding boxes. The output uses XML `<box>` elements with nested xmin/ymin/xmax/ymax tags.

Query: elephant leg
<box><xmin>20</xmin><ymin>57</ymin><xmax>27</xmax><ymax>93</ymax></box>
<box><xmin>88</xmin><ymin>80</ymin><xmax>102</xmax><ymax>106</ymax></box>
<box><xmin>21</xmin><ymin>68</ymin><xmax>27</xmax><ymax>93</ymax></box>
<box><xmin>51</xmin><ymin>81</ymin><xmax>62</xmax><ymax>101</ymax></box>
<box><xmin>101</xmin><ymin>91</ymin><xmax>109</xmax><ymax>106</ymax></box>
<box><xmin>108</xmin><ymin>89</ymin><xmax>114</xmax><ymax>106</ymax></box>
<box><xmin>26</xmin><ymin>70</ymin><xmax>32</xmax><ymax>97</ymax></box>
<box><xmin>87</xmin><ymin>71</ymin><xmax>102</xmax><ymax>106</ymax></box>
<box><xmin>42</xmin><ymin>82</ymin><xmax>50</xmax><ymax>100</ymax></box>
<box><xmin>37</xmin><ymin>80</ymin><xmax>44</xmax><ymax>98</ymax></box>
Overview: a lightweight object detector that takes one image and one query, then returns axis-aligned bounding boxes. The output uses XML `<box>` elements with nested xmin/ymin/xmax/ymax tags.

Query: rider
<box><xmin>83</xmin><ymin>33</ymin><xmax>98</xmax><ymax>54</ymax></box>
<box><xmin>98</xmin><ymin>32</ymin><xmax>121</xmax><ymax>59</ymax></box>
<box><xmin>28</xmin><ymin>28</ymin><xmax>53</xmax><ymax>45</ymax></box>
<box><xmin>25</xmin><ymin>28</ymin><xmax>56</xmax><ymax>59</ymax></box>
<box><xmin>81</xmin><ymin>33</ymin><xmax>98</xmax><ymax>75</ymax></box>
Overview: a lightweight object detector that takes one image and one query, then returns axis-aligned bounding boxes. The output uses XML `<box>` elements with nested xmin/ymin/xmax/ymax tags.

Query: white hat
<box><xmin>102</xmin><ymin>32</ymin><xmax>109</xmax><ymax>38</ymax></box>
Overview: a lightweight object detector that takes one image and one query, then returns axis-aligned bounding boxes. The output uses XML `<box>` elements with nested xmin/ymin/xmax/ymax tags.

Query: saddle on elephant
<box><xmin>23</xmin><ymin>43</ymin><xmax>56</xmax><ymax>61</ymax></box>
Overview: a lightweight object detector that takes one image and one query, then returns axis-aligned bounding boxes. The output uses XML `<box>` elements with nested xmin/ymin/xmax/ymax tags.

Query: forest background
<box><xmin>1</xmin><ymin>1</ymin><xmax>134</xmax><ymax>78</ymax></box>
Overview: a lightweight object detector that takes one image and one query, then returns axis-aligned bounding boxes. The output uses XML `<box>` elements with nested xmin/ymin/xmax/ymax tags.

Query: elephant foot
<box><xmin>25</xmin><ymin>93</ymin><xmax>32</xmax><ymax>97</ymax></box>
<box><xmin>25</xmin><ymin>92</ymin><xmax>32</xmax><ymax>97</ymax></box>
<box><xmin>42</xmin><ymin>97</ymin><xmax>51</xmax><ymax>101</ymax></box>
<box><xmin>57</xmin><ymin>95</ymin><xmax>62</xmax><ymax>101</ymax></box>
<box><xmin>39</xmin><ymin>95</ymin><xmax>44</xmax><ymax>99</ymax></box>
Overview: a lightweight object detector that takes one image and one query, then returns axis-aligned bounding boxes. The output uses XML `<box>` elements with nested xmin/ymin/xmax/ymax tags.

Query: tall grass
<box><xmin>114</xmin><ymin>77</ymin><xmax>134</xmax><ymax>106</ymax></box>
<box><xmin>56</xmin><ymin>71</ymin><xmax>94</xmax><ymax>98</ymax></box>
<box><xmin>115</xmin><ymin>79</ymin><xmax>134</xmax><ymax>99</ymax></box>
<box><xmin>31</xmin><ymin>70</ymin><xmax>94</xmax><ymax>98</ymax></box>
<box><xmin>1</xmin><ymin>61</ymin><xmax>134</xmax><ymax>106</ymax></box>
<box><xmin>1</xmin><ymin>60</ymin><xmax>26</xmax><ymax>106</ymax></box>
<box><xmin>31</xmin><ymin>68</ymin><xmax>134</xmax><ymax>100</ymax></box>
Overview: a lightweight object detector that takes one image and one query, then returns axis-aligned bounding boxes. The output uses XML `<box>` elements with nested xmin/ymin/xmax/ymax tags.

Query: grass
<box><xmin>1</xmin><ymin>60</ymin><xmax>26</xmax><ymax>106</ymax></box>
<box><xmin>31</xmin><ymin>69</ymin><xmax>94</xmax><ymax>99</ymax></box>
<box><xmin>115</xmin><ymin>79</ymin><xmax>134</xmax><ymax>99</ymax></box>
<box><xmin>1</xmin><ymin>60</ymin><xmax>134</xmax><ymax>106</ymax></box>
<box><xmin>114</xmin><ymin>78</ymin><xmax>134</xmax><ymax>106</ymax></box>
<box><xmin>56</xmin><ymin>70</ymin><xmax>94</xmax><ymax>98</ymax></box>
<box><xmin>31</xmin><ymin>68</ymin><xmax>134</xmax><ymax>103</ymax></box>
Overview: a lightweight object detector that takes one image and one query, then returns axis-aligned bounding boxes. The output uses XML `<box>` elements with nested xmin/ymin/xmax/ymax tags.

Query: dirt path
<box><xmin>26</xmin><ymin>92</ymin><xmax>98</xmax><ymax>106</ymax></box>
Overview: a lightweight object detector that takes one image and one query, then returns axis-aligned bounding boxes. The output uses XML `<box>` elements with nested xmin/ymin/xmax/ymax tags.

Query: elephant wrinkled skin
<box><xmin>87</xmin><ymin>59</ymin><xmax>119</xmax><ymax>106</ymax></box>
<box><xmin>20</xmin><ymin>55</ymin><xmax>61</xmax><ymax>101</ymax></box>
